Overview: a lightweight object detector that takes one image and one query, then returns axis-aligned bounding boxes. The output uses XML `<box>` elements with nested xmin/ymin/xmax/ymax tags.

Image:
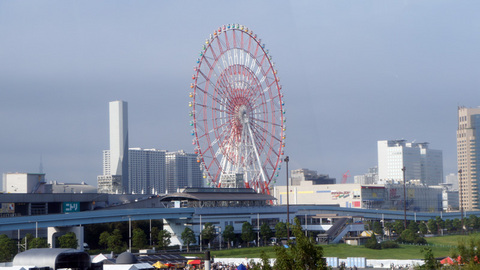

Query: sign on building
<box><xmin>63</xmin><ymin>202</ymin><xmax>80</xmax><ymax>212</ymax></box>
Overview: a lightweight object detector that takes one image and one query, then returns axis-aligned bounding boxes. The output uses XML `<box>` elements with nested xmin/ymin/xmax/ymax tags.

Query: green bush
<box><xmin>381</xmin><ymin>240</ymin><xmax>399</xmax><ymax>249</ymax></box>
<box><xmin>365</xmin><ymin>233</ymin><xmax>381</xmax><ymax>250</ymax></box>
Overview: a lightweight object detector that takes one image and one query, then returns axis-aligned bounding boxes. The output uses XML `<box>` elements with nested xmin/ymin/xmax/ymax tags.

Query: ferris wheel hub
<box><xmin>238</xmin><ymin>105</ymin><xmax>249</xmax><ymax>124</ymax></box>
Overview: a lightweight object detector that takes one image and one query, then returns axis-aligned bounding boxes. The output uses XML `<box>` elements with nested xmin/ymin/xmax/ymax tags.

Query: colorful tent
<box><xmin>440</xmin><ymin>257</ymin><xmax>454</xmax><ymax>265</ymax></box>
<box><xmin>187</xmin><ymin>260</ymin><xmax>201</xmax><ymax>265</ymax></box>
<box><xmin>152</xmin><ymin>262</ymin><xmax>168</xmax><ymax>269</ymax></box>
<box><xmin>236</xmin><ymin>264</ymin><xmax>247</xmax><ymax>270</ymax></box>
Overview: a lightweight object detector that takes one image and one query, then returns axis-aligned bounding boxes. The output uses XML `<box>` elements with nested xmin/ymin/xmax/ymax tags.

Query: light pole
<box><xmin>129</xmin><ymin>217</ymin><xmax>132</xmax><ymax>252</ymax></box>
<box><xmin>284</xmin><ymin>156</ymin><xmax>290</xmax><ymax>239</ymax></box>
<box><xmin>402</xmin><ymin>166</ymin><xmax>407</xmax><ymax>230</ymax></box>
<box><xmin>200</xmin><ymin>214</ymin><xmax>202</xmax><ymax>252</ymax></box>
<box><xmin>459</xmin><ymin>169</ymin><xmax>465</xmax><ymax>234</ymax></box>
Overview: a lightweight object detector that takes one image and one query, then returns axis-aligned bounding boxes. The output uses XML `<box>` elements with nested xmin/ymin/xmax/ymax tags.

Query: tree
<box><xmin>99</xmin><ymin>231</ymin><xmax>110</xmax><ymax>249</ymax></box>
<box><xmin>201</xmin><ymin>222</ymin><xmax>216</xmax><ymax>246</ymax></box>
<box><xmin>420</xmin><ymin>247</ymin><xmax>439</xmax><ymax>270</ymax></box>
<box><xmin>452</xmin><ymin>218</ymin><xmax>462</xmax><ymax>232</ymax></box>
<box><xmin>396</xmin><ymin>229</ymin><xmax>426</xmax><ymax>245</ymax></box>
<box><xmin>383</xmin><ymin>222</ymin><xmax>393</xmax><ymax>238</ymax></box>
<box><xmin>365</xmin><ymin>233</ymin><xmax>381</xmax><ymax>250</ymax></box>
<box><xmin>151</xmin><ymin>227</ymin><xmax>160</xmax><ymax>246</ymax></box>
<box><xmin>445</xmin><ymin>219</ymin><xmax>453</xmax><ymax>232</ymax></box>
<box><xmin>427</xmin><ymin>218</ymin><xmax>437</xmax><ymax>234</ymax></box>
<box><xmin>372</xmin><ymin>221</ymin><xmax>383</xmax><ymax>235</ymax></box>
<box><xmin>30</xmin><ymin>237</ymin><xmax>49</xmax><ymax>249</ymax></box>
<box><xmin>407</xmin><ymin>221</ymin><xmax>419</xmax><ymax>233</ymax></box>
<box><xmin>259</xmin><ymin>250</ymin><xmax>272</xmax><ymax>270</ymax></box>
<box><xmin>222</xmin><ymin>225</ymin><xmax>235</xmax><ymax>249</ymax></box>
<box><xmin>0</xmin><ymin>234</ymin><xmax>17</xmax><ymax>262</ymax></box>
<box><xmin>290</xmin><ymin>218</ymin><xmax>325</xmax><ymax>269</ymax></box>
<box><xmin>260</xmin><ymin>223</ymin><xmax>273</xmax><ymax>246</ymax></box>
<box><xmin>419</xmin><ymin>222</ymin><xmax>428</xmax><ymax>236</ymax></box>
<box><xmin>181</xmin><ymin>227</ymin><xmax>196</xmax><ymax>252</ymax></box>
<box><xmin>468</xmin><ymin>215</ymin><xmax>479</xmax><ymax>230</ymax></box>
<box><xmin>274</xmin><ymin>218</ymin><xmax>325</xmax><ymax>270</ymax></box>
<box><xmin>157</xmin><ymin>230</ymin><xmax>171</xmax><ymax>250</ymax></box>
<box><xmin>275</xmin><ymin>221</ymin><xmax>287</xmax><ymax>239</ymax></box>
<box><xmin>435</xmin><ymin>216</ymin><xmax>444</xmax><ymax>234</ymax></box>
<box><xmin>108</xmin><ymin>229</ymin><xmax>124</xmax><ymax>253</ymax></box>
<box><xmin>451</xmin><ymin>234</ymin><xmax>480</xmax><ymax>267</ymax></box>
<box><xmin>58</xmin><ymin>232</ymin><xmax>78</xmax><ymax>249</ymax></box>
<box><xmin>132</xmin><ymin>228</ymin><xmax>147</xmax><ymax>249</ymax></box>
<box><xmin>241</xmin><ymin>222</ymin><xmax>255</xmax><ymax>247</ymax></box>
<box><xmin>392</xmin><ymin>220</ymin><xmax>405</xmax><ymax>235</ymax></box>
<box><xmin>20</xmin><ymin>233</ymin><xmax>34</xmax><ymax>251</ymax></box>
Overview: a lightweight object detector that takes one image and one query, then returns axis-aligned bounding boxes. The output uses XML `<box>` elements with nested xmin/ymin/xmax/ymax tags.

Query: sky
<box><xmin>1</xmin><ymin>1</ymin><xmax>479</xmax><ymax>187</ymax></box>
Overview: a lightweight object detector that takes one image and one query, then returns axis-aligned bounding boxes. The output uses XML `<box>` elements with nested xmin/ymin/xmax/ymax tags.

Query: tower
<box><xmin>109</xmin><ymin>100</ymin><xmax>129</xmax><ymax>192</ymax></box>
<box><xmin>457</xmin><ymin>106</ymin><xmax>480</xmax><ymax>210</ymax></box>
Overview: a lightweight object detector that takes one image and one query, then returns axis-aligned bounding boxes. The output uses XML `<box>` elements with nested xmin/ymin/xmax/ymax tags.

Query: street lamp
<box><xmin>402</xmin><ymin>166</ymin><xmax>407</xmax><ymax>230</ymax></box>
<box><xmin>284</xmin><ymin>156</ymin><xmax>290</xmax><ymax>239</ymax></box>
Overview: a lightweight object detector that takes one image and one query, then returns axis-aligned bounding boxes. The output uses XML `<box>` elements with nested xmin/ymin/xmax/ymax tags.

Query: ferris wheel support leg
<box><xmin>246</xmin><ymin>122</ymin><xmax>268</xmax><ymax>188</ymax></box>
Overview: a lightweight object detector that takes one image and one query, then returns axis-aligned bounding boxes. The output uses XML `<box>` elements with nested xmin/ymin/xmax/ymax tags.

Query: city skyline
<box><xmin>1</xmin><ymin>1</ymin><xmax>480</xmax><ymax>186</ymax></box>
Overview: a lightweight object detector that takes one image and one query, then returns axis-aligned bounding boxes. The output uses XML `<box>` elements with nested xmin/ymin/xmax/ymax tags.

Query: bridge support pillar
<box><xmin>47</xmin><ymin>225</ymin><xmax>84</xmax><ymax>250</ymax></box>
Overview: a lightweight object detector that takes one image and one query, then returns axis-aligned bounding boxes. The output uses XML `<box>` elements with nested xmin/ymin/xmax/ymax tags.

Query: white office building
<box><xmin>445</xmin><ymin>173</ymin><xmax>459</xmax><ymax>190</ymax></box>
<box><xmin>377</xmin><ymin>140</ymin><xmax>443</xmax><ymax>186</ymax></box>
<box><xmin>3</xmin><ymin>173</ymin><xmax>46</xmax><ymax>193</ymax></box>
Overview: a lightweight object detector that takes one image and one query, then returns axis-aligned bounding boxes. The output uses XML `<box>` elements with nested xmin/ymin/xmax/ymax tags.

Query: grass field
<box><xmin>210</xmin><ymin>235</ymin><xmax>470</xmax><ymax>259</ymax></box>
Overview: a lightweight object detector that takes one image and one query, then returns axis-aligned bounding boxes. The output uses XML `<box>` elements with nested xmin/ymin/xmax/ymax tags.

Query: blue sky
<box><xmin>1</xmin><ymin>1</ymin><xmax>479</xmax><ymax>186</ymax></box>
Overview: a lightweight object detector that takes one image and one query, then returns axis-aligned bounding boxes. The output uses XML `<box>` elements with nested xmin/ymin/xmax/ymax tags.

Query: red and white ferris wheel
<box><xmin>189</xmin><ymin>24</ymin><xmax>286</xmax><ymax>194</ymax></box>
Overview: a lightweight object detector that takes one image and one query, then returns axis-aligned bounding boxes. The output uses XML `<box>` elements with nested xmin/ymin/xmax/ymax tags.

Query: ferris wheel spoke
<box><xmin>250</xmin><ymin>120</ymin><xmax>282</xmax><ymax>144</ymax></box>
<box><xmin>245</xmin><ymin>122</ymin><xmax>268</xmax><ymax>183</ymax></box>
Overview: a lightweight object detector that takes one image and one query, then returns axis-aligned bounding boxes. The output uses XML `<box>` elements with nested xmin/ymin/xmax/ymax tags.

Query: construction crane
<box><xmin>341</xmin><ymin>170</ymin><xmax>350</xmax><ymax>184</ymax></box>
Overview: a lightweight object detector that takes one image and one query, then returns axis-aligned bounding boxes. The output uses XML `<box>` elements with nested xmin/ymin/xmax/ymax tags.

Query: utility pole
<box><xmin>402</xmin><ymin>166</ymin><xmax>407</xmax><ymax>230</ymax></box>
<box><xmin>285</xmin><ymin>156</ymin><xmax>290</xmax><ymax>239</ymax></box>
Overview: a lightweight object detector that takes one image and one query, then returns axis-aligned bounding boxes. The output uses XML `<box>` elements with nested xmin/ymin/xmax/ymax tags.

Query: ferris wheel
<box><xmin>189</xmin><ymin>24</ymin><xmax>286</xmax><ymax>194</ymax></box>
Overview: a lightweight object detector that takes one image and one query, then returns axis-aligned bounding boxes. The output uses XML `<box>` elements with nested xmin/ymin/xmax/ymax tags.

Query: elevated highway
<box><xmin>0</xmin><ymin>204</ymin><xmax>476</xmax><ymax>232</ymax></box>
<box><xmin>0</xmin><ymin>207</ymin><xmax>194</xmax><ymax>231</ymax></box>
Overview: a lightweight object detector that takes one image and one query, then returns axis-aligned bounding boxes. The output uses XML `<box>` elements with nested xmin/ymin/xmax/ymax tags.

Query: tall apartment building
<box><xmin>129</xmin><ymin>148</ymin><xmax>167</xmax><ymax>194</ymax></box>
<box><xmin>457</xmin><ymin>106</ymin><xmax>480</xmax><ymax>210</ymax></box>
<box><xmin>377</xmin><ymin>140</ymin><xmax>443</xmax><ymax>186</ymax></box>
<box><xmin>165</xmin><ymin>150</ymin><xmax>203</xmax><ymax>193</ymax></box>
<box><xmin>100</xmin><ymin>148</ymin><xmax>202</xmax><ymax>194</ymax></box>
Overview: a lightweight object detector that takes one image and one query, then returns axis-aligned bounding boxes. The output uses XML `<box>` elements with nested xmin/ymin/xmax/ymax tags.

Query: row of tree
<box><xmin>0</xmin><ymin>233</ymin><xmax>75</xmax><ymax>262</ymax></box>
<box><xmin>84</xmin><ymin>220</ymin><xmax>291</xmax><ymax>253</ymax></box>
<box><xmin>365</xmin><ymin>215</ymin><xmax>479</xmax><ymax>237</ymax></box>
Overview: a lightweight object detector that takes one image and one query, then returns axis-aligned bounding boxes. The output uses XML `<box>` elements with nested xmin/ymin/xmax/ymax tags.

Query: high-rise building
<box><xmin>354</xmin><ymin>167</ymin><xmax>378</xmax><ymax>185</ymax></box>
<box><xmin>457</xmin><ymin>106</ymin><xmax>480</xmax><ymax>210</ymax></box>
<box><xmin>129</xmin><ymin>148</ymin><xmax>166</xmax><ymax>194</ymax></box>
<box><xmin>377</xmin><ymin>140</ymin><xmax>443</xmax><ymax>186</ymax></box>
<box><xmin>445</xmin><ymin>173</ymin><xmax>459</xmax><ymax>190</ymax></box>
<box><xmin>109</xmin><ymin>101</ymin><xmax>129</xmax><ymax>190</ymax></box>
<box><xmin>165</xmin><ymin>150</ymin><xmax>203</xmax><ymax>193</ymax></box>
<box><xmin>98</xmin><ymin>101</ymin><xmax>128</xmax><ymax>194</ymax></box>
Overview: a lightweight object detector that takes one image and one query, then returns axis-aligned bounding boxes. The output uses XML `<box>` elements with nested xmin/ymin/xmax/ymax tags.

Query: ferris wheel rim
<box><xmin>189</xmin><ymin>24</ymin><xmax>285</xmax><ymax>192</ymax></box>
